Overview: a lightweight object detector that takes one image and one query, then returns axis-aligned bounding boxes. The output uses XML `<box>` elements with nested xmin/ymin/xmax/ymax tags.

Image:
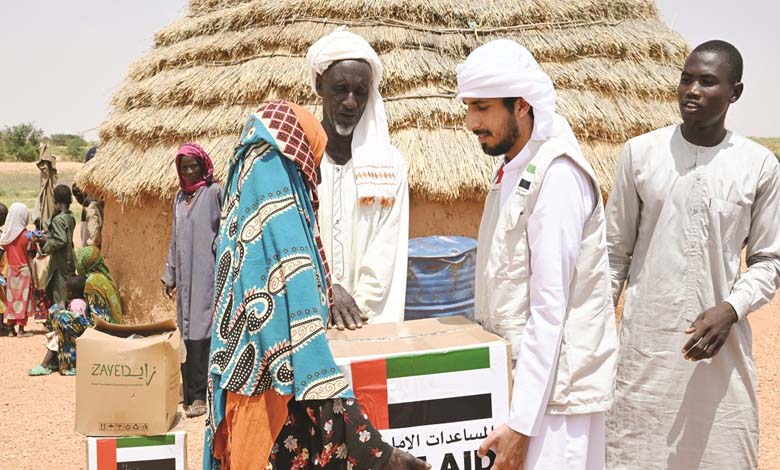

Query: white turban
<box><xmin>456</xmin><ymin>39</ymin><xmax>582</xmax><ymax>155</ymax></box>
<box><xmin>306</xmin><ymin>29</ymin><xmax>398</xmax><ymax>203</ymax></box>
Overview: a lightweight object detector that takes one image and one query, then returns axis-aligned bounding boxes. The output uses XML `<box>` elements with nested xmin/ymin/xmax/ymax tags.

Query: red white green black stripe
<box><xmin>338</xmin><ymin>342</ymin><xmax>509</xmax><ymax>430</ymax></box>
<box><xmin>87</xmin><ymin>432</ymin><xmax>185</xmax><ymax>470</ymax></box>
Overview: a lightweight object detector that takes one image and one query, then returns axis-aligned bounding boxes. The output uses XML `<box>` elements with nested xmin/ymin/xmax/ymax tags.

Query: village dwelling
<box><xmin>77</xmin><ymin>0</ymin><xmax>686</xmax><ymax>323</ymax></box>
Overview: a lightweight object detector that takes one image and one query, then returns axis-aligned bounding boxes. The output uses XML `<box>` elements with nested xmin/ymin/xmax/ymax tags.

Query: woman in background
<box><xmin>162</xmin><ymin>143</ymin><xmax>223</xmax><ymax>418</ymax></box>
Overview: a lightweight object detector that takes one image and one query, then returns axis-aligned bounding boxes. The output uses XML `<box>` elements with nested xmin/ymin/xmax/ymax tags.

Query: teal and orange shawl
<box><xmin>205</xmin><ymin>101</ymin><xmax>353</xmax><ymax>468</ymax></box>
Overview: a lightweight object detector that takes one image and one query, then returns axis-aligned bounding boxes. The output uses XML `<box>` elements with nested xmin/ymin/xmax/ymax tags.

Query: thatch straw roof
<box><xmin>79</xmin><ymin>0</ymin><xmax>686</xmax><ymax>202</ymax></box>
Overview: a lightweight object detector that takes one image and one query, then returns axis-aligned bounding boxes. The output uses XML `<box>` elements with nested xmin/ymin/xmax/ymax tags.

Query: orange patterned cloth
<box><xmin>213</xmin><ymin>391</ymin><xmax>291</xmax><ymax>470</ymax></box>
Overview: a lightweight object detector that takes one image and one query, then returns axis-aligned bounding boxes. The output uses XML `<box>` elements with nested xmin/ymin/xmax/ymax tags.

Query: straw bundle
<box><xmin>79</xmin><ymin>0</ymin><xmax>686</xmax><ymax>202</ymax></box>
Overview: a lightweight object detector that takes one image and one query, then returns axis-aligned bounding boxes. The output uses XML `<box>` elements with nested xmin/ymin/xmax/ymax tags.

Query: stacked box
<box><xmin>76</xmin><ymin>318</ymin><xmax>182</xmax><ymax>436</ymax></box>
<box><xmin>327</xmin><ymin>316</ymin><xmax>512</xmax><ymax>469</ymax></box>
<box><xmin>86</xmin><ymin>414</ymin><xmax>187</xmax><ymax>470</ymax></box>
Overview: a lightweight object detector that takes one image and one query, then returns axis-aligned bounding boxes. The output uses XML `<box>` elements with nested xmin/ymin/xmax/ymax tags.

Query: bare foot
<box><xmin>381</xmin><ymin>448</ymin><xmax>431</xmax><ymax>470</ymax></box>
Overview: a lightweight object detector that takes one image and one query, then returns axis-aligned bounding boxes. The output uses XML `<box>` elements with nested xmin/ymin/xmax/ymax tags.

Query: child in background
<box><xmin>64</xmin><ymin>275</ymin><xmax>87</xmax><ymax>316</ymax></box>
<box><xmin>29</xmin><ymin>275</ymin><xmax>88</xmax><ymax>376</ymax></box>
<box><xmin>0</xmin><ymin>203</ymin><xmax>35</xmax><ymax>337</ymax></box>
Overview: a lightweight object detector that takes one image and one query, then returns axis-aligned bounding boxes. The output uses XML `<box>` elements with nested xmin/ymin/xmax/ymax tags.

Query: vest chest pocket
<box><xmin>495</xmin><ymin>201</ymin><xmax>531</xmax><ymax>280</ymax></box>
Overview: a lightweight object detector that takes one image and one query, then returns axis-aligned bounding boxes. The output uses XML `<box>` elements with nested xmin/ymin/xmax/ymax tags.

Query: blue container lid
<box><xmin>408</xmin><ymin>236</ymin><xmax>478</xmax><ymax>259</ymax></box>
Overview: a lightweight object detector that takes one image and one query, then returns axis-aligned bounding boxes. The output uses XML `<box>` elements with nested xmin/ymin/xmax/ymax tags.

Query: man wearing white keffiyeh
<box><xmin>306</xmin><ymin>29</ymin><xmax>409</xmax><ymax>329</ymax></box>
<box><xmin>459</xmin><ymin>40</ymin><xmax>617</xmax><ymax>470</ymax></box>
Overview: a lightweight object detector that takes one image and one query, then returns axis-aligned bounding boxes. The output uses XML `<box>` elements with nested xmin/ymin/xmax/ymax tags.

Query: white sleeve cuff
<box><xmin>506</xmin><ymin>409</ymin><xmax>538</xmax><ymax>437</ymax></box>
<box><xmin>724</xmin><ymin>290</ymin><xmax>751</xmax><ymax>321</ymax></box>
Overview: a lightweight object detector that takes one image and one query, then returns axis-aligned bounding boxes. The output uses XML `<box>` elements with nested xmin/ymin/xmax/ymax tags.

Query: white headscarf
<box><xmin>0</xmin><ymin>203</ymin><xmax>30</xmax><ymax>246</ymax></box>
<box><xmin>306</xmin><ymin>28</ymin><xmax>398</xmax><ymax>205</ymax></box>
<box><xmin>456</xmin><ymin>39</ymin><xmax>582</xmax><ymax>157</ymax></box>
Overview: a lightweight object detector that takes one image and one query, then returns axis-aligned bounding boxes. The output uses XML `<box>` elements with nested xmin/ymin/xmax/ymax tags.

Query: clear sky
<box><xmin>0</xmin><ymin>0</ymin><xmax>777</xmax><ymax>141</ymax></box>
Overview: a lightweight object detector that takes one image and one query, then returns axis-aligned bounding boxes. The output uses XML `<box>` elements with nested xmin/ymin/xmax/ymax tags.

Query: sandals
<box><xmin>29</xmin><ymin>365</ymin><xmax>53</xmax><ymax>376</ymax></box>
<box><xmin>186</xmin><ymin>400</ymin><xmax>207</xmax><ymax>418</ymax></box>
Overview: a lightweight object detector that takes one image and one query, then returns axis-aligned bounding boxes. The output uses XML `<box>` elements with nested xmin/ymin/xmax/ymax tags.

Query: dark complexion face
<box><xmin>677</xmin><ymin>50</ymin><xmax>743</xmax><ymax>130</ymax></box>
<box><xmin>464</xmin><ymin>98</ymin><xmax>530</xmax><ymax>157</ymax></box>
<box><xmin>179</xmin><ymin>155</ymin><xmax>203</xmax><ymax>186</ymax></box>
<box><xmin>316</xmin><ymin>60</ymin><xmax>372</xmax><ymax>137</ymax></box>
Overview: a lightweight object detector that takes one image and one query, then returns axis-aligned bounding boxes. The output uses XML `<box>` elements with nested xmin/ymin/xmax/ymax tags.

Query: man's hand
<box><xmin>478</xmin><ymin>423</ymin><xmax>529</xmax><ymax>470</ymax></box>
<box><xmin>683</xmin><ymin>302</ymin><xmax>738</xmax><ymax>361</ymax></box>
<box><xmin>329</xmin><ymin>284</ymin><xmax>368</xmax><ymax>330</ymax></box>
<box><xmin>163</xmin><ymin>285</ymin><xmax>176</xmax><ymax>300</ymax></box>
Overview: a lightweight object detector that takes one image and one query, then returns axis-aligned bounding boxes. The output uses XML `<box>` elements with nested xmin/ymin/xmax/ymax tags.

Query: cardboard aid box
<box><xmin>327</xmin><ymin>316</ymin><xmax>512</xmax><ymax>470</ymax></box>
<box><xmin>86</xmin><ymin>413</ymin><xmax>187</xmax><ymax>470</ymax></box>
<box><xmin>76</xmin><ymin>318</ymin><xmax>182</xmax><ymax>436</ymax></box>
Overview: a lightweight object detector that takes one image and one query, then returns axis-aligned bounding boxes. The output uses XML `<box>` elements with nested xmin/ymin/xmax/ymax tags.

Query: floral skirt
<box><xmin>269</xmin><ymin>398</ymin><xmax>392</xmax><ymax>470</ymax></box>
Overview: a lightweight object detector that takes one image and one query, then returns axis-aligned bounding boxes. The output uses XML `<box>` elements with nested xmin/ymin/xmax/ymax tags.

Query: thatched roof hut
<box><xmin>76</xmin><ymin>0</ymin><xmax>686</xmax><ymax>322</ymax></box>
<box><xmin>80</xmin><ymin>0</ymin><xmax>685</xmax><ymax>202</ymax></box>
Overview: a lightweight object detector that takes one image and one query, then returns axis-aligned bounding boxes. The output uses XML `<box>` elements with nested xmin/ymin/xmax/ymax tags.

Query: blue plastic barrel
<box><xmin>404</xmin><ymin>236</ymin><xmax>478</xmax><ymax>321</ymax></box>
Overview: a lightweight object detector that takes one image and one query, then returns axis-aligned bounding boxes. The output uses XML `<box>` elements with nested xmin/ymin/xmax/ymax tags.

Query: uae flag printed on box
<box><xmin>87</xmin><ymin>429</ymin><xmax>186</xmax><ymax>470</ymax></box>
<box><xmin>337</xmin><ymin>341</ymin><xmax>510</xmax><ymax>469</ymax></box>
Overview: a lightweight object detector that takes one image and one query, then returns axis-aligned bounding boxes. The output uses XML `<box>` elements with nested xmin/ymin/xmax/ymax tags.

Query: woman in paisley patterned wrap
<box><xmin>204</xmin><ymin>101</ymin><xmax>428</xmax><ymax>470</ymax></box>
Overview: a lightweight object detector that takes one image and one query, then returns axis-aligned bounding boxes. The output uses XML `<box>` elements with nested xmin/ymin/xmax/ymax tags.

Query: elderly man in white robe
<box><xmin>606</xmin><ymin>40</ymin><xmax>780</xmax><ymax>470</ymax></box>
<box><xmin>457</xmin><ymin>39</ymin><xmax>618</xmax><ymax>470</ymax></box>
<box><xmin>306</xmin><ymin>30</ymin><xmax>409</xmax><ymax>329</ymax></box>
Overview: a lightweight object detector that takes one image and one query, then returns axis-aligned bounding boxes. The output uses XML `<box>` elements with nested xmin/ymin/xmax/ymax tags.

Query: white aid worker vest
<box><xmin>475</xmin><ymin>137</ymin><xmax>617</xmax><ymax>415</ymax></box>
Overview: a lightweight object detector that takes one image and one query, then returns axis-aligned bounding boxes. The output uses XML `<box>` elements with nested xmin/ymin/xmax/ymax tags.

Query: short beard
<box><xmin>480</xmin><ymin>116</ymin><xmax>521</xmax><ymax>157</ymax></box>
<box><xmin>335</xmin><ymin>122</ymin><xmax>357</xmax><ymax>136</ymax></box>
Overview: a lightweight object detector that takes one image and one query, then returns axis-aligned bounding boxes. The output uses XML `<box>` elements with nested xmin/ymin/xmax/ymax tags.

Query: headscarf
<box><xmin>0</xmin><ymin>203</ymin><xmax>30</xmax><ymax>246</ymax></box>
<box><xmin>306</xmin><ymin>28</ymin><xmax>399</xmax><ymax>206</ymax></box>
<box><xmin>76</xmin><ymin>246</ymin><xmax>122</xmax><ymax>324</ymax></box>
<box><xmin>206</xmin><ymin>101</ymin><xmax>351</xmax><ymax>466</ymax></box>
<box><xmin>85</xmin><ymin>146</ymin><xmax>98</xmax><ymax>163</ymax></box>
<box><xmin>176</xmin><ymin>143</ymin><xmax>217</xmax><ymax>195</ymax></box>
<box><xmin>456</xmin><ymin>39</ymin><xmax>583</xmax><ymax>157</ymax></box>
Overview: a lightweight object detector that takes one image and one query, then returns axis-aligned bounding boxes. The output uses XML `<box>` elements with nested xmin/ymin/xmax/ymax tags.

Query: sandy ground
<box><xmin>0</xmin><ymin>322</ymin><xmax>207</xmax><ymax>470</ymax></box>
<box><xmin>0</xmin><ymin>298</ymin><xmax>776</xmax><ymax>469</ymax></box>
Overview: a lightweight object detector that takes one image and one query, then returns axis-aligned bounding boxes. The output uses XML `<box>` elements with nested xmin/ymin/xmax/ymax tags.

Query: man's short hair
<box><xmin>501</xmin><ymin>97</ymin><xmax>535</xmax><ymax>119</ymax></box>
<box><xmin>72</xmin><ymin>183</ymin><xmax>87</xmax><ymax>206</ymax></box>
<box><xmin>0</xmin><ymin>203</ymin><xmax>7</xmax><ymax>225</ymax></box>
<box><xmin>53</xmin><ymin>184</ymin><xmax>73</xmax><ymax>205</ymax></box>
<box><xmin>691</xmin><ymin>40</ymin><xmax>743</xmax><ymax>85</ymax></box>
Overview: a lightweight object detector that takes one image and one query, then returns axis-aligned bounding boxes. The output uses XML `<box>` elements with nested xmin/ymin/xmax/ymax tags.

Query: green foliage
<box><xmin>47</xmin><ymin>133</ymin><xmax>92</xmax><ymax>161</ymax></box>
<box><xmin>0</xmin><ymin>126</ymin><xmax>98</xmax><ymax>162</ymax></box>
<box><xmin>0</xmin><ymin>123</ymin><xmax>44</xmax><ymax>162</ymax></box>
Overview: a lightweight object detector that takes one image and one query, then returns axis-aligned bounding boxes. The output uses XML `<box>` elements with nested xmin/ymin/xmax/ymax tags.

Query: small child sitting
<box><xmin>65</xmin><ymin>275</ymin><xmax>87</xmax><ymax>317</ymax></box>
<box><xmin>28</xmin><ymin>275</ymin><xmax>88</xmax><ymax>376</ymax></box>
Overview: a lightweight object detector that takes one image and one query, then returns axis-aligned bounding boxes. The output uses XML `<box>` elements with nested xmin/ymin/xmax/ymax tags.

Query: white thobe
<box><xmin>318</xmin><ymin>154</ymin><xmax>409</xmax><ymax>323</ymax></box>
<box><xmin>498</xmin><ymin>148</ymin><xmax>605</xmax><ymax>469</ymax></box>
<box><xmin>606</xmin><ymin>126</ymin><xmax>780</xmax><ymax>469</ymax></box>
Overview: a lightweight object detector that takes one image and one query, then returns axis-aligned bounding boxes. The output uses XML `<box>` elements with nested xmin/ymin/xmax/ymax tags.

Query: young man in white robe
<box><xmin>457</xmin><ymin>39</ymin><xmax>618</xmax><ymax>470</ymax></box>
<box><xmin>306</xmin><ymin>30</ymin><xmax>409</xmax><ymax>328</ymax></box>
<box><xmin>606</xmin><ymin>40</ymin><xmax>780</xmax><ymax>470</ymax></box>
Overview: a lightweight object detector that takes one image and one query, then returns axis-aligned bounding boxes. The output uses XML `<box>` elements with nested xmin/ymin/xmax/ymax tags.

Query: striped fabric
<box><xmin>87</xmin><ymin>431</ymin><xmax>186</xmax><ymax>470</ymax></box>
<box><xmin>338</xmin><ymin>342</ymin><xmax>509</xmax><ymax>431</ymax></box>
